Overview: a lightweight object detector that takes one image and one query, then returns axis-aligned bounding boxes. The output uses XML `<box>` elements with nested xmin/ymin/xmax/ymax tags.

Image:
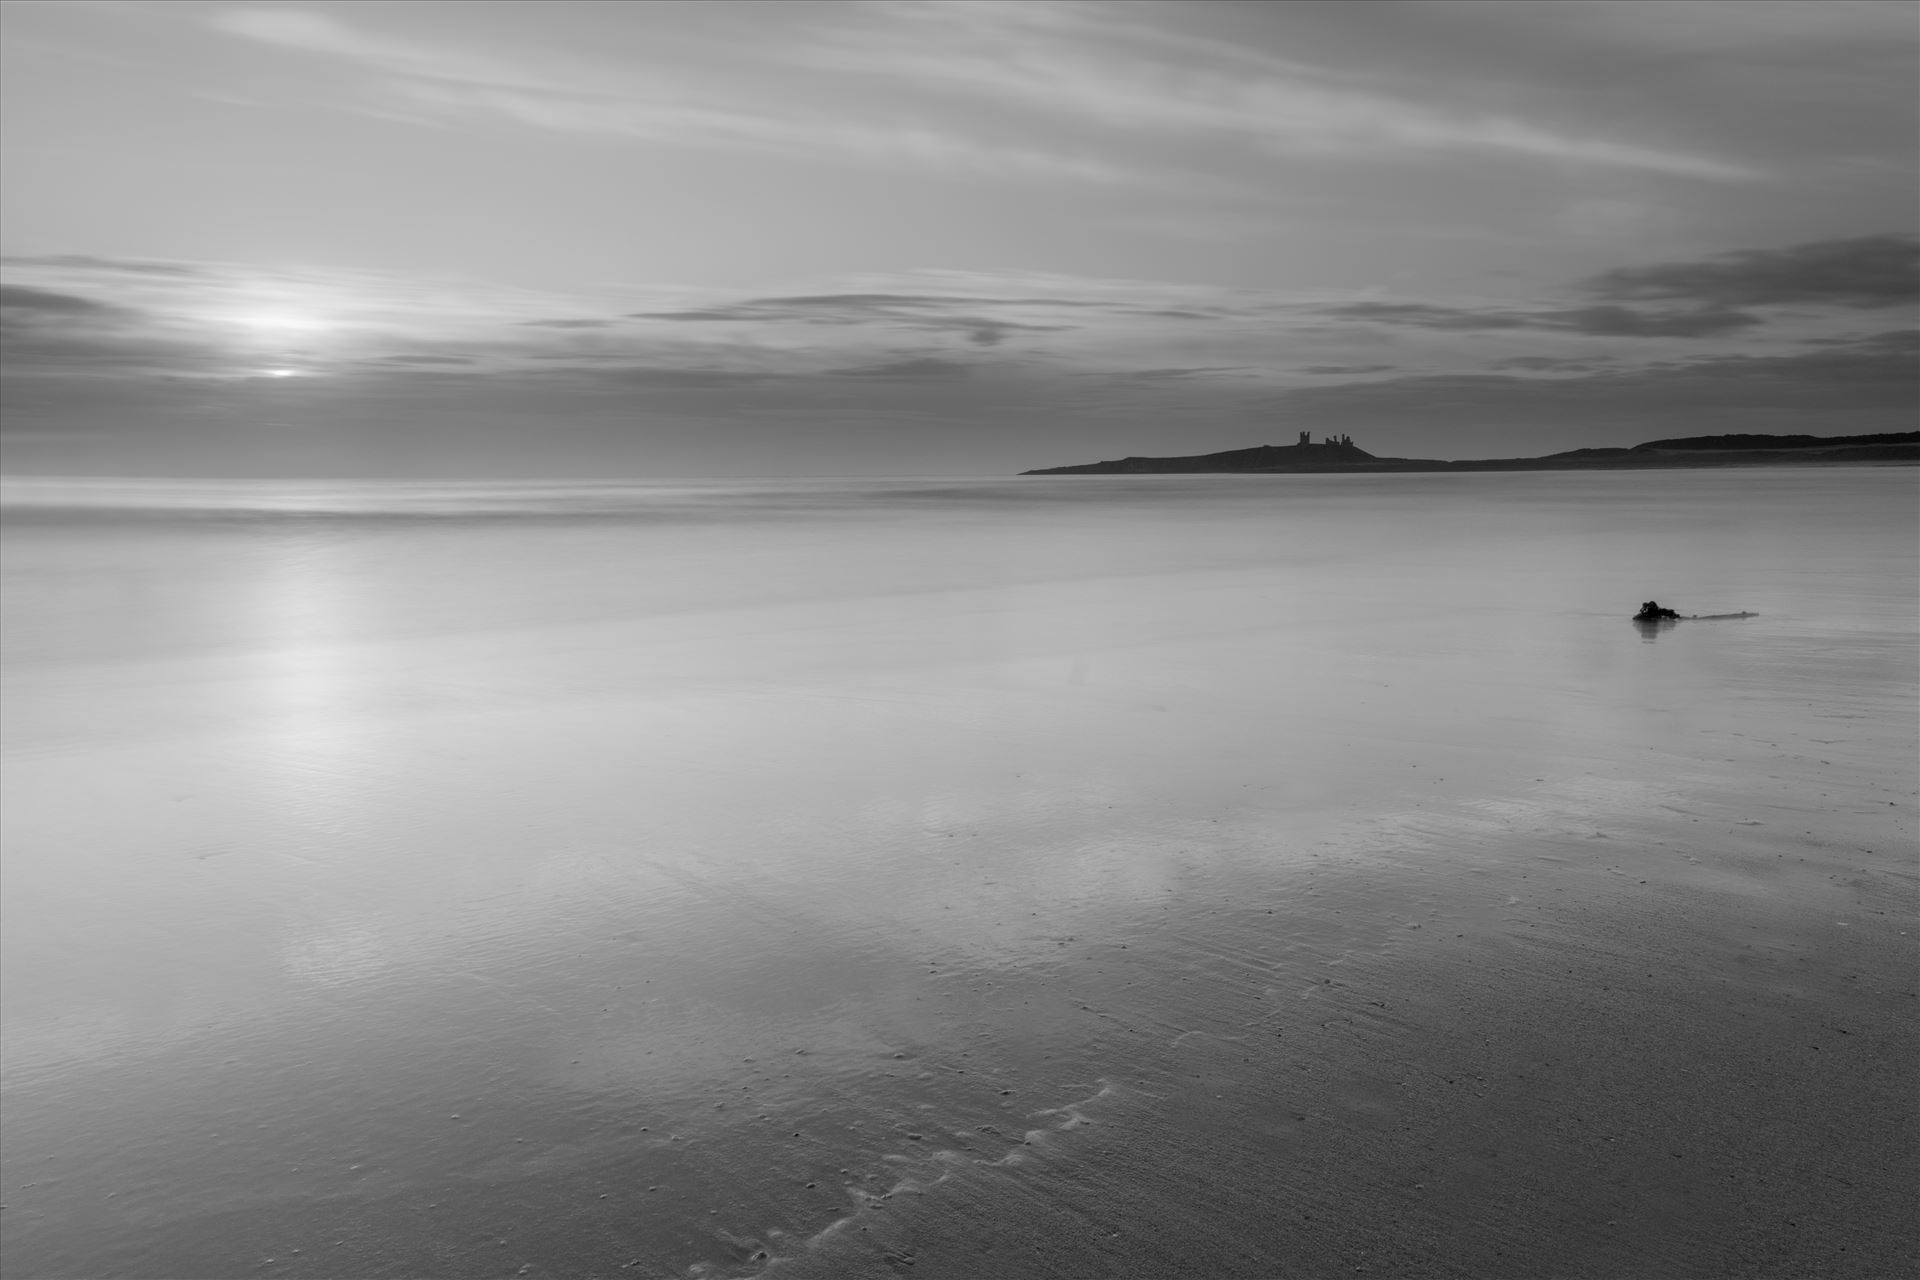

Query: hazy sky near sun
<box><xmin>2</xmin><ymin>0</ymin><xmax>1915</xmax><ymax>477</ymax></box>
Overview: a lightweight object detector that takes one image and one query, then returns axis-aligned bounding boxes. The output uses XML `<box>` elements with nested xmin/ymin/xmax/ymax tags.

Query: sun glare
<box><xmin>232</xmin><ymin>309</ymin><xmax>333</xmax><ymax>337</ymax></box>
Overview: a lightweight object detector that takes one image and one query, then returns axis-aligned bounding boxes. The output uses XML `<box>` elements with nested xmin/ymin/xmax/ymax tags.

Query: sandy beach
<box><xmin>765</xmin><ymin>779</ymin><xmax>1916</xmax><ymax>1279</ymax></box>
<box><xmin>2</xmin><ymin>468</ymin><xmax>1914</xmax><ymax>1278</ymax></box>
<box><xmin>6</xmin><ymin>1</ymin><xmax>1918</xmax><ymax>1272</ymax></box>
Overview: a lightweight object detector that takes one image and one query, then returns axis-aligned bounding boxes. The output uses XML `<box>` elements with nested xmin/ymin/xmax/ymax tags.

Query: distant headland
<box><xmin>1021</xmin><ymin>430</ymin><xmax>1920</xmax><ymax>475</ymax></box>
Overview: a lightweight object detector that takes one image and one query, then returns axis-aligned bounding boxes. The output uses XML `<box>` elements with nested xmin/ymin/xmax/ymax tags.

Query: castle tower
<box><xmin>1298</xmin><ymin>431</ymin><xmax>1312</xmax><ymax>446</ymax></box>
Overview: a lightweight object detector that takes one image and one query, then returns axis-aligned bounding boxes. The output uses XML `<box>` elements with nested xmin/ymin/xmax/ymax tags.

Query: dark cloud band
<box><xmin>1583</xmin><ymin>235</ymin><xmax>1920</xmax><ymax>309</ymax></box>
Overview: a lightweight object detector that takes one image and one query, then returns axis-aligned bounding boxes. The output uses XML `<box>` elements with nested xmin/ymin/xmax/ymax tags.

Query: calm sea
<box><xmin>2</xmin><ymin>468</ymin><xmax>1914</xmax><ymax>1277</ymax></box>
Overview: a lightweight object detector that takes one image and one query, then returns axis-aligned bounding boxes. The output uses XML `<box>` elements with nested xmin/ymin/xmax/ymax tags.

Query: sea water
<box><xmin>2</xmin><ymin>468</ymin><xmax>1914</xmax><ymax>1277</ymax></box>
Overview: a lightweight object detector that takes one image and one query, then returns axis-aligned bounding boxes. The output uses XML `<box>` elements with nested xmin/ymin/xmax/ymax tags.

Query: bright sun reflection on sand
<box><xmin>252</xmin><ymin>529</ymin><xmax>369</xmax><ymax>766</ymax></box>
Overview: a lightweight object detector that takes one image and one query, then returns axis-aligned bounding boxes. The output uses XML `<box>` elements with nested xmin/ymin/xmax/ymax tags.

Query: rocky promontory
<box><xmin>1022</xmin><ymin>431</ymin><xmax>1920</xmax><ymax>475</ymax></box>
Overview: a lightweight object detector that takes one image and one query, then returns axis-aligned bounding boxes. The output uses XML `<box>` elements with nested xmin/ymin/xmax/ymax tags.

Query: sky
<box><xmin>2</xmin><ymin>0</ymin><xmax>1915</xmax><ymax>478</ymax></box>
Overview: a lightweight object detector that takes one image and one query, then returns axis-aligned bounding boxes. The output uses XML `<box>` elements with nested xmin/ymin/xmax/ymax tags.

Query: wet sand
<box><xmin>771</xmin><ymin>802</ymin><xmax>1917</xmax><ymax>1279</ymax></box>
<box><xmin>2</xmin><ymin>469</ymin><xmax>1915</xmax><ymax>1278</ymax></box>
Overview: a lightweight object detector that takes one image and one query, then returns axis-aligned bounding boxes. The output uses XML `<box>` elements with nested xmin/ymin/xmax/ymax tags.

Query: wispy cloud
<box><xmin>1493</xmin><ymin>355</ymin><xmax>1617</xmax><ymax>372</ymax></box>
<box><xmin>1582</xmin><ymin>235</ymin><xmax>1920</xmax><ymax>308</ymax></box>
<box><xmin>204</xmin><ymin>2</ymin><xmax>1769</xmax><ymax>191</ymax></box>
<box><xmin>794</xmin><ymin>0</ymin><xmax>1764</xmax><ymax>179</ymax></box>
<box><xmin>207</xmin><ymin>7</ymin><xmax>1145</xmax><ymax>185</ymax></box>
<box><xmin>6</xmin><ymin>238</ymin><xmax>1907</xmax><ymax>400</ymax></box>
<box><xmin>1111</xmin><ymin>365</ymin><xmax>1250</xmax><ymax>381</ymax></box>
<box><xmin>1267</xmin><ymin>342</ymin><xmax>1920</xmax><ymax>431</ymax></box>
<box><xmin>0</xmin><ymin>253</ymin><xmax>688</xmax><ymax>378</ymax></box>
<box><xmin>1429</xmin><ymin>0</ymin><xmax>1919</xmax><ymax>55</ymax></box>
<box><xmin>828</xmin><ymin>356</ymin><xmax>976</xmax><ymax>380</ymax></box>
<box><xmin>8</xmin><ymin>239</ymin><xmax>1915</xmax><ymax>475</ymax></box>
<box><xmin>0</xmin><ymin>283</ymin><xmax>137</xmax><ymax>319</ymax></box>
<box><xmin>1324</xmin><ymin>300</ymin><xmax>1764</xmax><ymax>337</ymax></box>
<box><xmin>1800</xmin><ymin>328</ymin><xmax>1919</xmax><ymax>352</ymax></box>
<box><xmin>634</xmin><ymin>292</ymin><xmax>1079</xmax><ymax>347</ymax></box>
<box><xmin>0</xmin><ymin>280</ymin><xmax>237</xmax><ymax>376</ymax></box>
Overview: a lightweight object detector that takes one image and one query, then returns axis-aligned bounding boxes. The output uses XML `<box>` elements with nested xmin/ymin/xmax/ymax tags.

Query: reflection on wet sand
<box><xmin>2</xmin><ymin>469</ymin><xmax>1915</xmax><ymax>1278</ymax></box>
<box><xmin>1633</xmin><ymin>615</ymin><xmax>1681</xmax><ymax>641</ymax></box>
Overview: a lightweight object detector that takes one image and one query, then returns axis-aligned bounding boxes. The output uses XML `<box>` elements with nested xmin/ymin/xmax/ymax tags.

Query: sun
<box><xmin>217</xmin><ymin>307</ymin><xmax>340</xmax><ymax>375</ymax></box>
